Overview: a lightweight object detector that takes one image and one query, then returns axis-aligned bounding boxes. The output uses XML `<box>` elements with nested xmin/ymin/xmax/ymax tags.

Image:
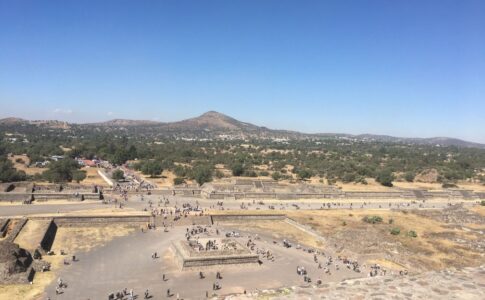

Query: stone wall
<box><xmin>49</xmin><ymin>215</ymin><xmax>151</xmax><ymax>227</ymax></box>
<box><xmin>211</xmin><ymin>214</ymin><xmax>286</xmax><ymax>223</ymax></box>
<box><xmin>0</xmin><ymin>193</ymin><xmax>32</xmax><ymax>202</ymax></box>
<box><xmin>0</xmin><ymin>218</ymin><xmax>10</xmax><ymax>237</ymax></box>
<box><xmin>39</xmin><ymin>220</ymin><xmax>57</xmax><ymax>253</ymax></box>
<box><xmin>171</xmin><ymin>241</ymin><xmax>259</xmax><ymax>269</ymax></box>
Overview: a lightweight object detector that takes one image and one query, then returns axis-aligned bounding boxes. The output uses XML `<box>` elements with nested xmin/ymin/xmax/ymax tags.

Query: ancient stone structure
<box><xmin>172</xmin><ymin>238</ymin><xmax>259</xmax><ymax>269</ymax></box>
<box><xmin>0</xmin><ymin>241</ymin><xmax>34</xmax><ymax>284</ymax></box>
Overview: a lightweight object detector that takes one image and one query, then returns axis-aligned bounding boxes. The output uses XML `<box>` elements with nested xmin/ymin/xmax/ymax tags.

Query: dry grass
<box><xmin>335</xmin><ymin>178</ymin><xmax>393</xmax><ymax>191</ymax></box>
<box><xmin>8</xmin><ymin>154</ymin><xmax>44</xmax><ymax>176</ymax></box>
<box><xmin>212</xmin><ymin>208</ymin><xmax>485</xmax><ymax>271</ymax></box>
<box><xmin>80</xmin><ymin>167</ymin><xmax>109</xmax><ymax>186</ymax></box>
<box><xmin>285</xmin><ymin>209</ymin><xmax>485</xmax><ymax>271</ymax></box>
<box><xmin>469</xmin><ymin>205</ymin><xmax>485</xmax><ymax>216</ymax></box>
<box><xmin>134</xmin><ymin>169</ymin><xmax>195</xmax><ymax>187</ymax></box>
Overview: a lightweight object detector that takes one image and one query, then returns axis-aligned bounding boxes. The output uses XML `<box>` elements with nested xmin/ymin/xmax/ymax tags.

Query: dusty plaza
<box><xmin>0</xmin><ymin>179</ymin><xmax>484</xmax><ymax>300</ymax></box>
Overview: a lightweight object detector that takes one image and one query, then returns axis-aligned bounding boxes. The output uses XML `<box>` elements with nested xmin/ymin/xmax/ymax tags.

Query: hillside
<box><xmin>1</xmin><ymin>111</ymin><xmax>484</xmax><ymax>148</ymax></box>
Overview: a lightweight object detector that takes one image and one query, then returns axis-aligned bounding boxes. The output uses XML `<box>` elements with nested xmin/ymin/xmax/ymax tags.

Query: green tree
<box><xmin>72</xmin><ymin>170</ymin><xmax>87</xmax><ymax>183</ymax></box>
<box><xmin>404</xmin><ymin>172</ymin><xmax>415</xmax><ymax>182</ymax></box>
<box><xmin>375</xmin><ymin>169</ymin><xmax>395</xmax><ymax>187</ymax></box>
<box><xmin>192</xmin><ymin>165</ymin><xmax>213</xmax><ymax>185</ymax></box>
<box><xmin>0</xmin><ymin>158</ymin><xmax>26</xmax><ymax>182</ymax></box>
<box><xmin>140</xmin><ymin>161</ymin><xmax>163</xmax><ymax>178</ymax></box>
<box><xmin>112</xmin><ymin>169</ymin><xmax>125</xmax><ymax>181</ymax></box>
<box><xmin>231</xmin><ymin>163</ymin><xmax>245</xmax><ymax>176</ymax></box>
<box><xmin>297</xmin><ymin>169</ymin><xmax>313</xmax><ymax>180</ymax></box>
<box><xmin>43</xmin><ymin>159</ymin><xmax>81</xmax><ymax>183</ymax></box>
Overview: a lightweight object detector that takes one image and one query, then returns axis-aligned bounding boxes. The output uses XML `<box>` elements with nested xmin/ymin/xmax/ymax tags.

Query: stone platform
<box><xmin>172</xmin><ymin>238</ymin><xmax>259</xmax><ymax>269</ymax></box>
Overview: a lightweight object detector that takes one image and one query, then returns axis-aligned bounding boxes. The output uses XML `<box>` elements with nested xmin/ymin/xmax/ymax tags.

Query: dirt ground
<box><xmin>218</xmin><ymin>220</ymin><xmax>324</xmax><ymax>250</ymax></box>
<box><xmin>0</xmin><ymin>225</ymin><xmax>136</xmax><ymax>300</ymax></box>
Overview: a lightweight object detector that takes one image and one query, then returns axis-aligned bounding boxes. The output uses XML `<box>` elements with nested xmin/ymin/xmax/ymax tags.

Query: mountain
<box><xmin>1</xmin><ymin>112</ymin><xmax>484</xmax><ymax>149</ymax></box>
<box><xmin>164</xmin><ymin>111</ymin><xmax>261</xmax><ymax>131</ymax></box>
<box><xmin>0</xmin><ymin>117</ymin><xmax>27</xmax><ymax>125</ymax></box>
<box><xmin>93</xmin><ymin>119</ymin><xmax>162</xmax><ymax>127</ymax></box>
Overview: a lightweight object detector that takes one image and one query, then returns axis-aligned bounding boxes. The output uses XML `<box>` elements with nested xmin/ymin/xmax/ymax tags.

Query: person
<box><xmin>167</xmin><ymin>289</ymin><xmax>171</xmax><ymax>297</ymax></box>
<box><xmin>144</xmin><ymin>289</ymin><xmax>149</xmax><ymax>299</ymax></box>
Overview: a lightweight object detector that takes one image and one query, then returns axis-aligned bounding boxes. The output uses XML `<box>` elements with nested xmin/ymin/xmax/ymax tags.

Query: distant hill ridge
<box><xmin>1</xmin><ymin>111</ymin><xmax>483</xmax><ymax>149</ymax></box>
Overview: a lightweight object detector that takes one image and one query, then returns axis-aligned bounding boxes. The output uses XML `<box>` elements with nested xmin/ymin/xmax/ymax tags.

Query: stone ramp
<box><xmin>5</xmin><ymin>217</ymin><xmax>27</xmax><ymax>242</ymax></box>
<box><xmin>13</xmin><ymin>219</ymin><xmax>53</xmax><ymax>253</ymax></box>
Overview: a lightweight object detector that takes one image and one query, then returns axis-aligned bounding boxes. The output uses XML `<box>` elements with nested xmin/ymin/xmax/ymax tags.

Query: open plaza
<box><xmin>0</xmin><ymin>178</ymin><xmax>484</xmax><ymax>300</ymax></box>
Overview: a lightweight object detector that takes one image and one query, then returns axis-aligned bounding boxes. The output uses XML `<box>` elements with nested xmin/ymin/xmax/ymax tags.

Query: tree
<box><xmin>112</xmin><ymin>169</ymin><xmax>125</xmax><ymax>181</ymax></box>
<box><xmin>112</xmin><ymin>149</ymin><xmax>130</xmax><ymax>165</ymax></box>
<box><xmin>0</xmin><ymin>158</ymin><xmax>26</xmax><ymax>182</ymax></box>
<box><xmin>231</xmin><ymin>163</ymin><xmax>245</xmax><ymax>177</ymax></box>
<box><xmin>404</xmin><ymin>172</ymin><xmax>415</xmax><ymax>182</ymax></box>
<box><xmin>72</xmin><ymin>170</ymin><xmax>87</xmax><ymax>183</ymax></box>
<box><xmin>297</xmin><ymin>169</ymin><xmax>313</xmax><ymax>180</ymax></box>
<box><xmin>375</xmin><ymin>169</ymin><xmax>395</xmax><ymax>187</ymax></box>
<box><xmin>192</xmin><ymin>165</ymin><xmax>213</xmax><ymax>185</ymax></box>
<box><xmin>43</xmin><ymin>159</ymin><xmax>81</xmax><ymax>183</ymax></box>
<box><xmin>140</xmin><ymin>161</ymin><xmax>163</xmax><ymax>178</ymax></box>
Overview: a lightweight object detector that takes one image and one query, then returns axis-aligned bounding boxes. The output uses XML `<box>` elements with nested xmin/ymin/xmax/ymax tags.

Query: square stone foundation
<box><xmin>172</xmin><ymin>238</ymin><xmax>259</xmax><ymax>269</ymax></box>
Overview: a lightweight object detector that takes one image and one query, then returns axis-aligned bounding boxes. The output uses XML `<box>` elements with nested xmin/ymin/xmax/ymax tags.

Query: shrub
<box><xmin>363</xmin><ymin>216</ymin><xmax>383</xmax><ymax>224</ymax></box>
<box><xmin>442</xmin><ymin>182</ymin><xmax>458</xmax><ymax>188</ymax></box>
<box><xmin>259</xmin><ymin>171</ymin><xmax>269</xmax><ymax>177</ymax></box>
<box><xmin>388</xmin><ymin>218</ymin><xmax>394</xmax><ymax>224</ymax></box>
<box><xmin>390</xmin><ymin>228</ymin><xmax>400</xmax><ymax>235</ymax></box>
<box><xmin>481</xmin><ymin>200</ymin><xmax>485</xmax><ymax>206</ymax></box>
<box><xmin>272</xmin><ymin>171</ymin><xmax>282</xmax><ymax>181</ymax></box>
<box><xmin>173</xmin><ymin>177</ymin><xmax>185</xmax><ymax>185</ymax></box>
<box><xmin>215</xmin><ymin>170</ymin><xmax>224</xmax><ymax>179</ymax></box>
<box><xmin>407</xmin><ymin>230</ymin><xmax>418</xmax><ymax>238</ymax></box>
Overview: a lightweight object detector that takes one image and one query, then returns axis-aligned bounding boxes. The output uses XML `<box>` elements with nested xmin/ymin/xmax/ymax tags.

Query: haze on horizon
<box><xmin>1</xmin><ymin>1</ymin><xmax>484</xmax><ymax>143</ymax></box>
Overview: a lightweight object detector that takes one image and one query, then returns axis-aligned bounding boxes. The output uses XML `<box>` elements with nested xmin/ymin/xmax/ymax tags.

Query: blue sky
<box><xmin>0</xmin><ymin>0</ymin><xmax>484</xmax><ymax>142</ymax></box>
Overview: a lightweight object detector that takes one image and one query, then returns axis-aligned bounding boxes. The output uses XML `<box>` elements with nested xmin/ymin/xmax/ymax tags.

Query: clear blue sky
<box><xmin>1</xmin><ymin>0</ymin><xmax>484</xmax><ymax>142</ymax></box>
